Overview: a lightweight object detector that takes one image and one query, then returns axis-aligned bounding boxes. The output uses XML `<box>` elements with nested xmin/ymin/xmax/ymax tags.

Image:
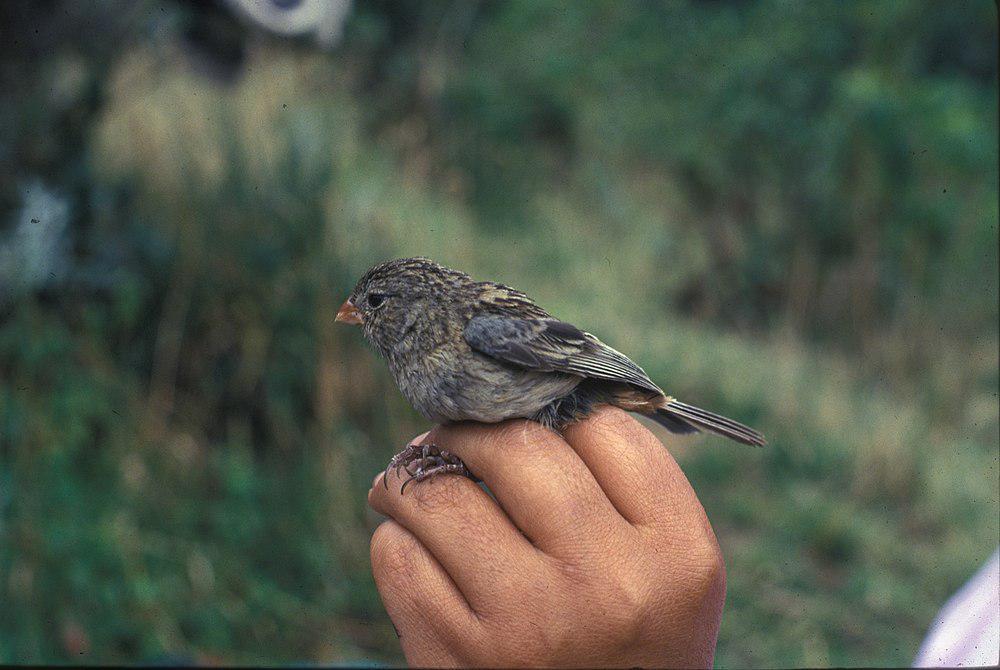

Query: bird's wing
<box><xmin>463</xmin><ymin>314</ymin><xmax>664</xmax><ymax>396</ymax></box>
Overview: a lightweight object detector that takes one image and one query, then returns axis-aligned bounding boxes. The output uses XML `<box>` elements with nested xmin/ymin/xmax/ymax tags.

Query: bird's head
<box><xmin>336</xmin><ymin>257</ymin><xmax>473</xmax><ymax>355</ymax></box>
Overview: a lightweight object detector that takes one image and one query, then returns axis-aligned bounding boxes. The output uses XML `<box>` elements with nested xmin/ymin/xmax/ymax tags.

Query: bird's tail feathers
<box><xmin>652</xmin><ymin>399</ymin><xmax>766</xmax><ymax>447</ymax></box>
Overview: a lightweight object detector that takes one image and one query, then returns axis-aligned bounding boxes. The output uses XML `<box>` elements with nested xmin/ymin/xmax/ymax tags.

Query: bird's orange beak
<box><xmin>335</xmin><ymin>299</ymin><xmax>363</xmax><ymax>325</ymax></box>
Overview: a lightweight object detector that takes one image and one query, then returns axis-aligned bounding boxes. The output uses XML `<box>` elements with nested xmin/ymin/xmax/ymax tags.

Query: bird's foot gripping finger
<box><xmin>383</xmin><ymin>443</ymin><xmax>479</xmax><ymax>494</ymax></box>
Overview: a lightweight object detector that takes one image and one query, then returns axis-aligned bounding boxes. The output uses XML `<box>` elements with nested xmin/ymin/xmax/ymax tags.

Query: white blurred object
<box><xmin>225</xmin><ymin>0</ymin><xmax>352</xmax><ymax>48</ymax></box>
<box><xmin>0</xmin><ymin>179</ymin><xmax>71</xmax><ymax>303</ymax></box>
<box><xmin>914</xmin><ymin>548</ymin><xmax>1000</xmax><ymax>667</ymax></box>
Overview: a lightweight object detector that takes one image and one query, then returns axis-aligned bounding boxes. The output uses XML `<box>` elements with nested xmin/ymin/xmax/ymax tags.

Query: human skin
<box><xmin>367</xmin><ymin>406</ymin><xmax>727</xmax><ymax>668</ymax></box>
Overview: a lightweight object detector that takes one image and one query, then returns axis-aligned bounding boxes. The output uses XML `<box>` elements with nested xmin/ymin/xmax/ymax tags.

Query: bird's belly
<box><xmin>446</xmin><ymin>369</ymin><xmax>582</xmax><ymax>423</ymax></box>
<box><xmin>394</xmin><ymin>354</ymin><xmax>581</xmax><ymax>424</ymax></box>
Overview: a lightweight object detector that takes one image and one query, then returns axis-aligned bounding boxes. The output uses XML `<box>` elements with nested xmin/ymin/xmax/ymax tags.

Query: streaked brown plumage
<box><xmin>337</xmin><ymin>257</ymin><xmax>765</xmax><ymax>486</ymax></box>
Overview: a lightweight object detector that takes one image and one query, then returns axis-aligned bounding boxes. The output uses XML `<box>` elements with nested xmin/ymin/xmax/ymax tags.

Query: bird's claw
<box><xmin>383</xmin><ymin>443</ymin><xmax>478</xmax><ymax>494</ymax></box>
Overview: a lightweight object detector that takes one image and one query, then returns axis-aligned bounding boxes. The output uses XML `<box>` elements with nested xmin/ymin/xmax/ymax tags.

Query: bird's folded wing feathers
<box><xmin>463</xmin><ymin>315</ymin><xmax>664</xmax><ymax>396</ymax></box>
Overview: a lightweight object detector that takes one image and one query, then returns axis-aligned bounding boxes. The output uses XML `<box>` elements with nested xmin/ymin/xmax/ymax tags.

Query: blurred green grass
<box><xmin>1</xmin><ymin>1</ymin><xmax>998</xmax><ymax>666</ymax></box>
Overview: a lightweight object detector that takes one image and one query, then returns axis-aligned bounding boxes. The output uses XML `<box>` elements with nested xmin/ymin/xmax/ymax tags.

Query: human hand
<box><xmin>367</xmin><ymin>406</ymin><xmax>726</xmax><ymax>668</ymax></box>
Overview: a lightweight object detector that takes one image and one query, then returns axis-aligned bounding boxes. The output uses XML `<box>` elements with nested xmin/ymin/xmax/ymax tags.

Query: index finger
<box><xmin>560</xmin><ymin>406</ymin><xmax>707</xmax><ymax>528</ymax></box>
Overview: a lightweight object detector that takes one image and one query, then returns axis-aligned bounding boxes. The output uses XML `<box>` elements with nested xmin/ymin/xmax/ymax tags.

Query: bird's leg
<box><xmin>383</xmin><ymin>443</ymin><xmax>479</xmax><ymax>493</ymax></box>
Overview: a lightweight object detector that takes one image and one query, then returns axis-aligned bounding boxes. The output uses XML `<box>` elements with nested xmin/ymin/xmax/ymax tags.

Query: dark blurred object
<box><xmin>179</xmin><ymin>0</ymin><xmax>249</xmax><ymax>83</ymax></box>
<box><xmin>176</xmin><ymin>0</ymin><xmax>352</xmax><ymax>83</ymax></box>
<box><xmin>0</xmin><ymin>0</ymin><xmax>136</xmax><ymax>223</ymax></box>
<box><xmin>0</xmin><ymin>0</ymin><xmax>143</xmax><ymax>307</ymax></box>
<box><xmin>225</xmin><ymin>0</ymin><xmax>352</xmax><ymax>48</ymax></box>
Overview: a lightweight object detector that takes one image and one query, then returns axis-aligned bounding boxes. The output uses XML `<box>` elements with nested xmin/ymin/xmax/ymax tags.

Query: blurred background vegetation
<box><xmin>0</xmin><ymin>0</ymin><xmax>997</xmax><ymax>666</ymax></box>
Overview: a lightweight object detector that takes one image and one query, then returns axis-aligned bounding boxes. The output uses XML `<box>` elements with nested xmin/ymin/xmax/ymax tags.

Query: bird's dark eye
<box><xmin>367</xmin><ymin>293</ymin><xmax>386</xmax><ymax>309</ymax></box>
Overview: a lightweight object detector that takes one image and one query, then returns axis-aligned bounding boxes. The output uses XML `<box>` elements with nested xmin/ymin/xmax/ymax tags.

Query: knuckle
<box><xmin>533</xmin><ymin>619</ymin><xmax>578</xmax><ymax>664</ymax></box>
<box><xmin>651</xmin><ymin>517</ymin><xmax>725</xmax><ymax>593</ymax></box>
<box><xmin>691</xmin><ymin>537</ymin><xmax>726</xmax><ymax>592</ymax></box>
<box><xmin>687</xmin><ymin>516</ymin><xmax>725</xmax><ymax>574</ymax></box>
<box><xmin>494</xmin><ymin>606</ymin><xmax>576</xmax><ymax>665</ymax></box>
<box><xmin>370</xmin><ymin>522</ymin><xmax>418</xmax><ymax>584</ymax></box>
<box><xmin>461</xmin><ymin>573</ymin><xmax>565</xmax><ymax>665</ymax></box>
<box><xmin>407</xmin><ymin>473</ymin><xmax>474</xmax><ymax>515</ymax></box>
<box><xmin>549</xmin><ymin>553</ymin><xmax>650</xmax><ymax>650</ymax></box>
<box><xmin>667</xmin><ymin>529</ymin><xmax>726</xmax><ymax>610</ymax></box>
<box><xmin>610</xmin><ymin>567</ymin><xmax>652</xmax><ymax>615</ymax></box>
<box><xmin>600</xmin><ymin>564</ymin><xmax>655</xmax><ymax>645</ymax></box>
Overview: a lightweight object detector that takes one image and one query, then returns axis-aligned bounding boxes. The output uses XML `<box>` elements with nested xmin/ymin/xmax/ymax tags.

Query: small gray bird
<box><xmin>337</xmin><ymin>257</ymin><xmax>765</xmax><ymax>489</ymax></box>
